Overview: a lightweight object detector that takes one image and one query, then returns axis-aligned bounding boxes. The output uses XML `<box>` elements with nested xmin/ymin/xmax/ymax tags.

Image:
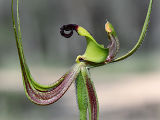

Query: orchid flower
<box><xmin>12</xmin><ymin>0</ymin><xmax>153</xmax><ymax>120</ymax></box>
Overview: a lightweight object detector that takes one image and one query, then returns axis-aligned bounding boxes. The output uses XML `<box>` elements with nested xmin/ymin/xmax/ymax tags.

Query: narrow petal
<box><xmin>23</xmin><ymin>64</ymin><xmax>80</xmax><ymax>105</ymax></box>
<box><xmin>113</xmin><ymin>0</ymin><xmax>153</xmax><ymax>62</ymax></box>
<box><xmin>12</xmin><ymin>0</ymin><xmax>80</xmax><ymax>105</ymax></box>
<box><xmin>105</xmin><ymin>21</ymin><xmax>119</xmax><ymax>63</ymax></box>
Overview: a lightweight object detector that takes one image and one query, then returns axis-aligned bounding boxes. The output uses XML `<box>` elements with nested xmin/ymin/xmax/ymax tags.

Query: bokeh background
<box><xmin>0</xmin><ymin>0</ymin><xmax>160</xmax><ymax>120</ymax></box>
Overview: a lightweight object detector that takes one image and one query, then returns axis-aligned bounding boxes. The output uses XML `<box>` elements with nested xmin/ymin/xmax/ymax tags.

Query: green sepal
<box><xmin>76</xmin><ymin>63</ymin><xmax>99</xmax><ymax>120</ymax></box>
<box><xmin>81</xmin><ymin>65</ymin><xmax>99</xmax><ymax>120</ymax></box>
<box><xmin>75</xmin><ymin>71</ymin><xmax>88</xmax><ymax>120</ymax></box>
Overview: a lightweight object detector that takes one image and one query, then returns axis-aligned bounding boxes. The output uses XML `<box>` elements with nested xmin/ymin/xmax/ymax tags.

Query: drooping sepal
<box><xmin>75</xmin><ymin>71</ymin><xmax>88</xmax><ymax>120</ymax></box>
<box><xmin>81</xmin><ymin>65</ymin><xmax>99</xmax><ymax>120</ymax></box>
<box><xmin>23</xmin><ymin>64</ymin><xmax>80</xmax><ymax>105</ymax></box>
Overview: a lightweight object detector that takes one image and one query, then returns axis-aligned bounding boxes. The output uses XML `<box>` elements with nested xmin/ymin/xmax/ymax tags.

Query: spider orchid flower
<box><xmin>12</xmin><ymin>0</ymin><xmax>153</xmax><ymax>120</ymax></box>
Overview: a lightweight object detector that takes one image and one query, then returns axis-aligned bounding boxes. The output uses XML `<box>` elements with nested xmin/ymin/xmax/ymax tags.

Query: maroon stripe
<box><xmin>22</xmin><ymin>65</ymin><xmax>79</xmax><ymax>105</ymax></box>
<box><xmin>86</xmin><ymin>75</ymin><xmax>98</xmax><ymax>120</ymax></box>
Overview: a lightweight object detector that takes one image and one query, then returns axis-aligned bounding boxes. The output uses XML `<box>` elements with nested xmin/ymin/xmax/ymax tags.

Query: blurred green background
<box><xmin>0</xmin><ymin>0</ymin><xmax>160</xmax><ymax>120</ymax></box>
